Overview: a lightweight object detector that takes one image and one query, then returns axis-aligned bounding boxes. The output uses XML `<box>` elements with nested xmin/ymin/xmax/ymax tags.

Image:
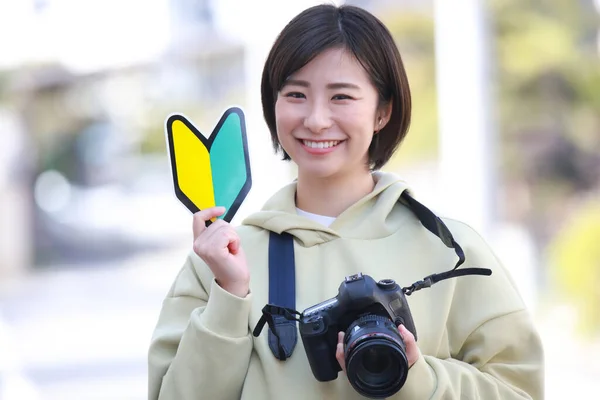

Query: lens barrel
<box><xmin>344</xmin><ymin>314</ymin><xmax>409</xmax><ymax>398</ymax></box>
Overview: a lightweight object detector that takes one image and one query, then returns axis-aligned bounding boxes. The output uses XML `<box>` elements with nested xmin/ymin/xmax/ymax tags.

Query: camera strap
<box><xmin>398</xmin><ymin>191</ymin><xmax>492</xmax><ymax>295</ymax></box>
<box><xmin>254</xmin><ymin>231</ymin><xmax>300</xmax><ymax>361</ymax></box>
<box><xmin>253</xmin><ymin>190</ymin><xmax>492</xmax><ymax>361</ymax></box>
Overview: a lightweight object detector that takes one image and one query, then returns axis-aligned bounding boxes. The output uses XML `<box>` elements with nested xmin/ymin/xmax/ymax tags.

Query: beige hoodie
<box><xmin>148</xmin><ymin>171</ymin><xmax>544</xmax><ymax>400</ymax></box>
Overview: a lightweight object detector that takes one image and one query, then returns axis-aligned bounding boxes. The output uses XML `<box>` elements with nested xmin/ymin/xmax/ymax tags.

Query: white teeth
<box><xmin>302</xmin><ymin>140</ymin><xmax>340</xmax><ymax>149</ymax></box>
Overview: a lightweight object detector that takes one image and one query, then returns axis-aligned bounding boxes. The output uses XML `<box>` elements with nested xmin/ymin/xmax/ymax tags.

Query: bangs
<box><xmin>267</xmin><ymin>18</ymin><xmax>346</xmax><ymax>95</ymax></box>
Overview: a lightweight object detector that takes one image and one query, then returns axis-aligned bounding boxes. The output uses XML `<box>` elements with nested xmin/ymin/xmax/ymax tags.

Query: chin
<box><xmin>296</xmin><ymin>164</ymin><xmax>343</xmax><ymax>181</ymax></box>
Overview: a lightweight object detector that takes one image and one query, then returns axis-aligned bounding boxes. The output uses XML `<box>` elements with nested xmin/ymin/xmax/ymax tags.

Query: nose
<box><xmin>303</xmin><ymin>103</ymin><xmax>333</xmax><ymax>134</ymax></box>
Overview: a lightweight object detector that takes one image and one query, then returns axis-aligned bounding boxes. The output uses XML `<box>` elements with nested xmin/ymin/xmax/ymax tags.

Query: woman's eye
<box><xmin>285</xmin><ymin>92</ymin><xmax>305</xmax><ymax>99</ymax></box>
<box><xmin>332</xmin><ymin>94</ymin><xmax>352</xmax><ymax>100</ymax></box>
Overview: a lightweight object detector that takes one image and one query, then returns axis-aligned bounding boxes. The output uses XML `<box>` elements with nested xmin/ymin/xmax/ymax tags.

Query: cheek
<box><xmin>274</xmin><ymin>100</ymin><xmax>299</xmax><ymax>139</ymax></box>
<box><xmin>274</xmin><ymin>102</ymin><xmax>287</xmax><ymax>141</ymax></box>
<box><xmin>338</xmin><ymin>111</ymin><xmax>376</xmax><ymax>142</ymax></box>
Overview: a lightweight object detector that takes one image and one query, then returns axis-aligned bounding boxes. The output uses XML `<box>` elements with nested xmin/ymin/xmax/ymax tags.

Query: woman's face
<box><xmin>275</xmin><ymin>47</ymin><xmax>386</xmax><ymax>181</ymax></box>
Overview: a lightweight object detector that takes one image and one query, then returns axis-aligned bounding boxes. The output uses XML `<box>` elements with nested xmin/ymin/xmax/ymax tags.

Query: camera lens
<box><xmin>362</xmin><ymin>347</ymin><xmax>391</xmax><ymax>374</ymax></box>
<box><xmin>344</xmin><ymin>314</ymin><xmax>409</xmax><ymax>398</ymax></box>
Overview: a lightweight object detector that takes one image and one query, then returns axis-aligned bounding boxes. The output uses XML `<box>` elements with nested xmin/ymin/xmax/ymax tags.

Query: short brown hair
<box><xmin>261</xmin><ymin>4</ymin><xmax>412</xmax><ymax>170</ymax></box>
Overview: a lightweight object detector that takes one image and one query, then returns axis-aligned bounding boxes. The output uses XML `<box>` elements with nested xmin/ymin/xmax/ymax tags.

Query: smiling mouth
<box><xmin>301</xmin><ymin>139</ymin><xmax>342</xmax><ymax>149</ymax></box>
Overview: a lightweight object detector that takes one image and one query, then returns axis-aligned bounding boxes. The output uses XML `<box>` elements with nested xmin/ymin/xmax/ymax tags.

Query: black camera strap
<box><xmin>253</xmin><ymin>190</ymin><xmax>492</xmax><ymax>361</ymax></box>
<box><xmin>398</xmin><ymin>191</ymin><xmax>492</xmax><ymax>295</ymax></box>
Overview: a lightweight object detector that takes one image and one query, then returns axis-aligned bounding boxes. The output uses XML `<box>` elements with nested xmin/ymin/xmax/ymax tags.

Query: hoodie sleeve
<box><xmin>392</xmin><ymin>220</ymin><xmax>544</xmax><ymax>399</ymax></box>
<box><xmin>393</xmin><ymin>308</ymin><xmax>544</xmax><ymax>399</ymax></box>
<box><xmin>147</xmin><ymin>252</ymin><xmax>253</xmax><ymax>400</ymax></box>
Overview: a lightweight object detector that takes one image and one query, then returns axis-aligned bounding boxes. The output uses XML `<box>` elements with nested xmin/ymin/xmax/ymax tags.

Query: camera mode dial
<box><xmin>377</xmin><ymin>279</ymin><xmax>397</xmax><ymax>290</ymax></box>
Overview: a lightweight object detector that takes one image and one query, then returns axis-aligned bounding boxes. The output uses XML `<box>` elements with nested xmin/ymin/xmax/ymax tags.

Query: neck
<box><xmin>296</xmin><ymin>170</ymin><xmax>375</xmax><ymax>217</ymax></box>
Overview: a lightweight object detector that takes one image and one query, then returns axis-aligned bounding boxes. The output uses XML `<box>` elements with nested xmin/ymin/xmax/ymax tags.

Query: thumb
<box><xmin>193</xmin><ymin>206</ymin><xmax>226</xmax><ymax>238</ymax></box>
<box><xmin>398</xmin><ymin>324</ymin><xmax>415</xmax><ymax>343</ymax></box>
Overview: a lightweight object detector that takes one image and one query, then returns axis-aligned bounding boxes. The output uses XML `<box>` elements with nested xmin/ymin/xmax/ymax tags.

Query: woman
<box><xmin>148</xmin><ymin>4</ymin><xmax>544</xmax><ymax>400</ymax></box>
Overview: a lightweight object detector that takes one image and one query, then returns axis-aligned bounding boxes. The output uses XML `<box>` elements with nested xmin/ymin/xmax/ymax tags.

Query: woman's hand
<box><xmin>192</xmin><ymin>206</ymin><xmax>250</xmax><ymax>297</ymax></box>
<box><xmin>336</xmin><ymin>324</ymin><xmax>419</xmax><ymax>373</ymax></box>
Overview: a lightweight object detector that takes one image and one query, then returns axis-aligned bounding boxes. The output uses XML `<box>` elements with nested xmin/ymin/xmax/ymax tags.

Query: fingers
<box><xmin>192</xmin><ymin>206</ymin><xmax>226</xmax><ymax>239</ymax></box>
<box><xmin>192</xmin><ymin>207</ymin><xmax>239</xmax><ymax>260</ymax></box>
<box><xmin>211</xmin><ymin>225</ymin><xmax>239</xmax><ymax>254</ymax></box>
<box><xmin>336</xmin><ymin>332</ymin><xmax>346</xmax><ymax>373</ymax></box>
<box><xmin>398</xmin><ymin>324</ymin><xmax>419</xmax><ymax>368</ymax></box>
<box><xmin>194</xmin><ymin>220</ymin><xmax>239</xmax><ymax>257</ymax></box>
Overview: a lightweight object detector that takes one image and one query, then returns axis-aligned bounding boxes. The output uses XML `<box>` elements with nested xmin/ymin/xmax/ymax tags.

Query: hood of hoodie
<box><xmin>242</xmin><ymin>171</ymin><xmax>413</xmax><ymax>247</ymax></box>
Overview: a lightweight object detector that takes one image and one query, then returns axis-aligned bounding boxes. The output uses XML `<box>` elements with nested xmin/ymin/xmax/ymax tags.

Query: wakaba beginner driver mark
<box><xmin>165</xmin><ymin>107</ymin><xmax>252</xmax><ymax>225</ymax></box>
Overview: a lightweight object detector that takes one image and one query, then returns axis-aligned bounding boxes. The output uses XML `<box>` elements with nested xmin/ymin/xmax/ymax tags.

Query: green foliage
<box><xmin>491</xmin><ymin>0</ymin><xmax>600</xmax><ymax>148</ymax></box>
<box><xmin>379</xmin><ymin>12</ymin><xmax>439</xmax><ymax>168</ymax></box>
<box><xmin>548</xmin><ymin>199</ymin><xmax>600</xmax><ymax>337</ymax></box>
<box><xmin>492</xmin><ymin>0</ymin><xmax>600</xmax><ymax>334</ymax></box>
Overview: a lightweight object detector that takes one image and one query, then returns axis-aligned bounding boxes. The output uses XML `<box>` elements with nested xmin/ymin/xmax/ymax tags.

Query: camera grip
<box><xmin>397</xmin><ymin>311</ymin><xmax>417</xmax><ymax>341</ymax></box>
<box><xmin>301</xmin><ymin>333</ymin><xmax>341</xmax><ymax>382</ymax></box>
<box><xmin>389</xmin><ymin>296</ymin><xmax>418</xmax><ymax>341</ymax></box>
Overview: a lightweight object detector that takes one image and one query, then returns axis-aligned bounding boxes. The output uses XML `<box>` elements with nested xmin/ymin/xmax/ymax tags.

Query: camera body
<box><xmin>298</xmin><ymin>272</ymin><xmax>417</xmax><ymax>383</ymax></box>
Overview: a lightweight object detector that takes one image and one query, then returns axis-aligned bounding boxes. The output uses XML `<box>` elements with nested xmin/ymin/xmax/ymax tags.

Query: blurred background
<box><xmin>0</xmin><ymin>0</ymin><xmax>599</xmax><ymax>399</ymax></box>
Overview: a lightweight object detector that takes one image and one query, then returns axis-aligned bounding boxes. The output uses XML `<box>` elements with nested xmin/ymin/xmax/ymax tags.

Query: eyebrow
<box><xmin>283</xmin><ymin>79</ymin><xmax>361</xmax><ymax>90</ymax></box>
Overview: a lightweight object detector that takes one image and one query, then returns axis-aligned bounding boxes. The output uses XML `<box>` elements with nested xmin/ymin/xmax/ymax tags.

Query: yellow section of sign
<box><xmin>171</xmin><ymin>119</ymin><xmax>216</xmax><ymax>211</ymax></box>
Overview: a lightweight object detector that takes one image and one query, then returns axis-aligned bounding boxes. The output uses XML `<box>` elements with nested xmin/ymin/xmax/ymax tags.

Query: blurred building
<box><xmin>0</xmin><ymin>0</ymin><xmax>246</xmax><ymax>271</ymax></box>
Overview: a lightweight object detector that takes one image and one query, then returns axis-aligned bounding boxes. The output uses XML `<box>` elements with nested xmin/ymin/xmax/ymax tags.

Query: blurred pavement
<box><xmin>0</xmin><ymin>245</ymin><xmax>189</xmax><ymax>400</ymax></box>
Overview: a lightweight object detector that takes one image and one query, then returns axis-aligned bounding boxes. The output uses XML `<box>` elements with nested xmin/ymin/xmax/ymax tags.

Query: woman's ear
<box><xmin>374</xmin><ymin>101</ymin><xmax>393</xmax><ymax>133</ymax></box>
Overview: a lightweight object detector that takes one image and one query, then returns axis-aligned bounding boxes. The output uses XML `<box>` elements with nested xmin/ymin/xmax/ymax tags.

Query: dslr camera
<box><xmin>299</xmin><ymin>272</ymin><xmax>416</xmax><ymax>399</ymax></box>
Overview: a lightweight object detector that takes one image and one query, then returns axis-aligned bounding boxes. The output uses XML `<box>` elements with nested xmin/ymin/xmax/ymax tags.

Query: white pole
<box><xmin>433</xmin><ymin>1</ymin><xmax>540</xmax><ymax>309</ymax></box>
<box><xmin>433</xmin><ymin>0</ymin><xmax>496</xmax><ymax>237</ymax></box>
